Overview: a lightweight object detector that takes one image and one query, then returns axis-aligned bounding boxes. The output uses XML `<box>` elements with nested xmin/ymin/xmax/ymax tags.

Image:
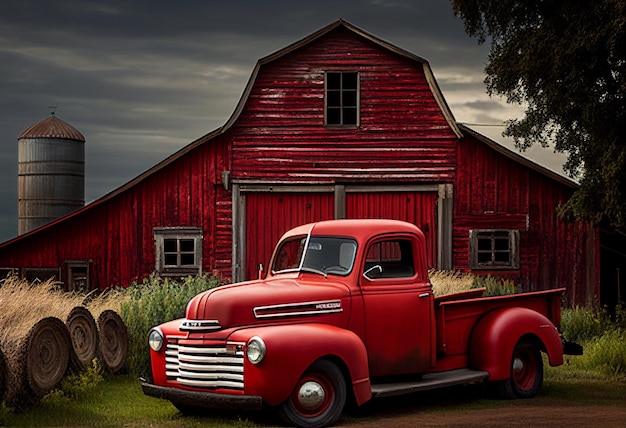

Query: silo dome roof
<box><xmin>18</xmin><ymin>115</ymin><xmax>85</xmax><ymax>142</ymax></box>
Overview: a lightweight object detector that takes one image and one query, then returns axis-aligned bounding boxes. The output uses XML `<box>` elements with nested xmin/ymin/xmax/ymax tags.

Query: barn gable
<box><xmin>0</xmin><ymin>20</ymin><xmax>604</xmax><ymax>306</ymax></box>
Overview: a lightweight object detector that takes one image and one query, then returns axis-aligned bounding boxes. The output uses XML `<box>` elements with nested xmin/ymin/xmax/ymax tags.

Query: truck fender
<box><xmin>228</xmin><ymin>323</ymin><xmax>372</xmax><ymax>407</ymax></box>
<box><xmin>469</xmin><ymin>307</ymin><xmax>563</xmax><ymax>381</ymax></box>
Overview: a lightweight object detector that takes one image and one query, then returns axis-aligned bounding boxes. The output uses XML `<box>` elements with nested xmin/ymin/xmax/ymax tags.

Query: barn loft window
<box><xmin>154</xmin><ymin>227</ymin><xmax>203</xmax><ymax>277</ymax></box>
<box><xmin>469</xmin><ymin>229</ymin><xmax>520</xmax><ymax>270</ymax></box>
<box><xmin>325</xmin><ymin>71</ymin><xmax>359</xmax><ymax>126</ymax></box>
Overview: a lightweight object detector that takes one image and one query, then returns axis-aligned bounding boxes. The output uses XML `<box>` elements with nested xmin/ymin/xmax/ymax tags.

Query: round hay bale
<box><xmin>66</xmin><ymin>306</ymin><xmax>99</xmax><ymax>365</ymax></box>
<box><xmin>0</xmin><ymin>346</ymin><xmax>7</xmax><ymax>404</ymax></box>
<box><xmin>25</xmin><ymin>317</ymin><xmax>73</xmax><ymax>397</ymax></box>
<box><xmin>97</xmin><ymin>310</ymin><xmax>128</xmax><ymax>373</ymax></box>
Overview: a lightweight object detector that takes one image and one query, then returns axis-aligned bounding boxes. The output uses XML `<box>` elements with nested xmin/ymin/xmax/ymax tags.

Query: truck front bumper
<box><xmin>141</xmin><ymin>380</ymin><xmax>263</xmax><ymax>411</ymax></box>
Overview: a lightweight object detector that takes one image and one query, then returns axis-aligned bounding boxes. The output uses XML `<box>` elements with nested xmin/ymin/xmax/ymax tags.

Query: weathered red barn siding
<box><xmin>346</xmin><ymin>192</ymin><xmax>438</xmax><ymax>268</ymax></box>
<box><xmin>454</xmin><ymin>135</ymin><xmax>596</xmax><ymax>305</ymax></box>
<box><xmin>0</xmin><ymin>135</ymin><xmax>232</xmax><ymax>289</ymax></box>
<box><xmin>230</xmin><ymin>27</ymin><xmax>458</xmax><ymax>184</ymax></box>
<box><xmin>245</xmin><ymin>192</ymin><xmax>335</xmax><ymax>279</ymax></box>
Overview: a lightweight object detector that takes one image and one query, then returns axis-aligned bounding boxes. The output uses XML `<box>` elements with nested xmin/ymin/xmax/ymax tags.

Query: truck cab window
<box><xmin>364</xmin><ymin>239</ymin><xmax>415</xmax><ymax>279</ymax></box>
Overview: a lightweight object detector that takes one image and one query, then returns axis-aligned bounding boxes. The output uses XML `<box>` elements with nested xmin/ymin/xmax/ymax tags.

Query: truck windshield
<box><xmin>272</xmin><ymin>235</ymin><xmax>357</xmax><ymax>276</ymax></box>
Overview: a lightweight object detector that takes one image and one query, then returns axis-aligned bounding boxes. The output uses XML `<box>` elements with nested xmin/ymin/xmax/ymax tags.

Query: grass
<box><xmin>1</xmin><ymin>367</ymin><xmax>624</xmax><ymax>427</ymax></box>
<box><xmin>0</xmin><ymin>374</ymin><xmax>261</xmax><ymax>427</ymax></box>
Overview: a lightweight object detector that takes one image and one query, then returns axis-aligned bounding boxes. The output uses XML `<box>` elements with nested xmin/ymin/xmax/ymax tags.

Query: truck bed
<box><xmin>433</xmin><ymin>288</ymin><xmax>564</xmax><ymax>370</ymax></box>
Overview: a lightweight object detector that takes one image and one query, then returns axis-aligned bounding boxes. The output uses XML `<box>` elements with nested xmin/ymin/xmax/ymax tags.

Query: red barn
<box><xmin>0</xmin><ymin>20</ymin><xmax>622</xmax><ymax>307</ymax></box>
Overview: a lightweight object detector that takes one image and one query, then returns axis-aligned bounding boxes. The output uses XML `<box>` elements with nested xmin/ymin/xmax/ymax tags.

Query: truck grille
<box><xmin>165</xmin><ymin>340</ymin><xmax>244</xmax><ymax>390</ymax></box>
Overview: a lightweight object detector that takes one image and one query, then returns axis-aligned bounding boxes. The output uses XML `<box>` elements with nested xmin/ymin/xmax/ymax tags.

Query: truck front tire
<box><xmin>279</xmin><ymin>359</ymin><xmax>346</xmax><ymax>428</ymax></box>
<box><xmin>492</xmin><ymin>338</ymin><xmax>543</xmax><ymax>399</ymax></box>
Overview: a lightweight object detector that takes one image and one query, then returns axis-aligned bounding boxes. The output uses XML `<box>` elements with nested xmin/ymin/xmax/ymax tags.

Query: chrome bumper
<box><xmin>141</xmin><ymin>380</ymin><xmax>263</xmax><ymax>411</ymax></box>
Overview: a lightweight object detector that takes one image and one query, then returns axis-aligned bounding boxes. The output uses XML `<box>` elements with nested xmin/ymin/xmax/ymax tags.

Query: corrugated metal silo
<box><xmin>17</xmin><ymin>114</ymin><xmax>86</xmax><ymax>235</ymax></box>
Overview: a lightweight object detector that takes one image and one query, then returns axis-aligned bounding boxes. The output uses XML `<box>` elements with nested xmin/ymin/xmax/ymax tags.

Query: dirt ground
<box><xmin>337</xmin><ymin>383</ymin><xmax>626</xmax><ymax>428</ymax></box>
<box><xmin>341</xmin><ymin>404</ymin><xmax>626</xmax><ymax>427</ymax></box>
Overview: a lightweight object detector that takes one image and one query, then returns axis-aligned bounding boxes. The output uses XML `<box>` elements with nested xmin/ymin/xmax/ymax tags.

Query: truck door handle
<box><xmin>419</xmin><ymin>293</ymin><xmax>430</xmax><ymax>298</ymax></box>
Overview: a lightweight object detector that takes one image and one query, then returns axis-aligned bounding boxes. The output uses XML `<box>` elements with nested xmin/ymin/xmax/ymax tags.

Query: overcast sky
<box><xmin>0</xmin><ymin>0</ymin><xmax>568</xmax><ymax>242</ymax></box>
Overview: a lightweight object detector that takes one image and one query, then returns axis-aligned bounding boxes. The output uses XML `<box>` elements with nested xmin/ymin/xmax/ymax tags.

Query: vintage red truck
<box><xmin>141</xmin><ymin>219</ymin><xmax>581</xmax><ymax>427</ymax></box>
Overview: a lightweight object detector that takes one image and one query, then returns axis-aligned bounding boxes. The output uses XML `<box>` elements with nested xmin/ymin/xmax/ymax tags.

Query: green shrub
<box><xmin>561</xmin><ymin>304</ymin><xmax>626</xmax><ymax>343</ymax></box>
<box><xmin>560</xmin><ymin>304</ymin><xmax>626</xmax><ymax>379</ymax></box>
<box><xmin>574</xmin><ymin>328</ymin><xmax>626</xmax><ymax>378</ymax></box>
<box><xmin>43</xmin><ymin>359</ymin><xmax>104</xmax><ymax>403</ymax></box>
<box><xmin>120</xmin><ymin>274</ymin><xmax>222</xmax><ymax>378</ymax></box>
<box><xmin>561</xmin><ymin>306</ymin><xmax>606</xmax><ymax>343</ymax></box>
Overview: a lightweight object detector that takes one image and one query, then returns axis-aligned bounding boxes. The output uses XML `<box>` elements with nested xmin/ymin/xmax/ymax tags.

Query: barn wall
<box><xmin>0</xmin><ymin>135</ymin><xmax>231</xmax><ymax>289</ymax></box>
<box><xmin>454</xmin><ymin>136</ymin><xmax>596</xmax><ymax>306</ymax></box>
<box><xmin>230</xmin><ymin>27</ymin><xmax>459</xmax><ymax>183</ymax></box>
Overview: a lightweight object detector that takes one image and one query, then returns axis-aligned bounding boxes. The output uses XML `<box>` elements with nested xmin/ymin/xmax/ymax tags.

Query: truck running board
<box><xmin>371</xmin><ymin>368</ymin><xmax>490</xmax><ymax>398</ymax></box>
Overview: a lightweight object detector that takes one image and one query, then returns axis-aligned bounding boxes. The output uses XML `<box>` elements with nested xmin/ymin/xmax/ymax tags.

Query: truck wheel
<box><xmin>493</xmin><ymin>338</ymin><xmax>544</xmax><ymax>399</ymax></box>
<box><xmin>279</xmin><ymin>359</ymin><xmax>346</xmax><ymax>428</ymax></box>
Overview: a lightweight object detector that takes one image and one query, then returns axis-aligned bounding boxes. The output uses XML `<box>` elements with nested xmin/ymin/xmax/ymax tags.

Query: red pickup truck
<box><xmin>142</xmin><ymin>219</ymin><xmax>581</xmax><ymax>427</ymax></box>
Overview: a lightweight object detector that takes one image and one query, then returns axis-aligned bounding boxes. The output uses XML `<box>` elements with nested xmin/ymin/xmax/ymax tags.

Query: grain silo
<box><xmin>17</xmin><ymin>114</ymin><xmax>85</xmax><ymax>235</ymax></box>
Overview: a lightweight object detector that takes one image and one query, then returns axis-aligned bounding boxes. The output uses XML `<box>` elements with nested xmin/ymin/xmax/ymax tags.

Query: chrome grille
<box><xmin>165</xmin><ymin>341</ymin><xmax>244</xmax><ymax>390</ymax></box>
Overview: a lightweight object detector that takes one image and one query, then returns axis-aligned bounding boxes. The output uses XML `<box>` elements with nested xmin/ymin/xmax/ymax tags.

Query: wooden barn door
<box><xmin>244</xmin><ymin>192</ymin><xmax>334</xmax><ymax>280</ymax></box>
<box><xmin>346</xmin><ymin>191</ymin><xmax>438</xmax><ymax>269</ymax></box>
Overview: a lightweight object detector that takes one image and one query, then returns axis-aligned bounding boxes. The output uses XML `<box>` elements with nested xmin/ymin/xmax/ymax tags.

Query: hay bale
<box><xmin>0</xmin><ymin>276</ymin><xmax>130</xmax><ymax>408</ymax></box>
<box><xmin>25</xmin><ymin>317</ymin><xmax>74</xmax><ymax>395</ymax></box>
<box><xmin>0</xmin><ymin>277</ymin><xmax>84</xmax><ymax>408</ymax></box>
<box><xmin>66</xmin><ymin>306</ymin><xmax>99</xmax><ymax>366</ymax></box>
<box><xmin>4</xmin><ymin>317</ymin><xmax>74</xmax><ymax>409</ymax></box>
<box><xmin>97</xmin><ymin>310</ymin><xmax>128</xmax><ymax>374</ymax></box>
<box><xmin>0</xmin><ymin>346</ymin><xmax>6</xmax><ymax>404</ymax></box>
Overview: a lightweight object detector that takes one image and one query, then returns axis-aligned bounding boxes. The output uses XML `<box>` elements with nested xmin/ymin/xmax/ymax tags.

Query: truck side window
<box><xmin>364</xmin><ymin>239</ymin><xmax>415</xmax><ymax>279</ymax></box>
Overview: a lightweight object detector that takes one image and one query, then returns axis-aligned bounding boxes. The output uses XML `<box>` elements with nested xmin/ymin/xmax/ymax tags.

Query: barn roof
<box><xmin>0</xmin><ymin>19</ymin><xmax>577</xmax><ymax>247</ymax></box>
<box><xmin>459</xmin><ymin>123</ymin><xmax>577</xmax><ymax>189</ymax></box>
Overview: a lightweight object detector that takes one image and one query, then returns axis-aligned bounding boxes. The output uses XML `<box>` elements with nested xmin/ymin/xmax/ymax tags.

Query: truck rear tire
<box><xmin>278</xmin><ymin>359</ymin><xmax>346</xmax><ymax>428</ymax></box>
<box><xmin>493</xmin><ymin>338</ymin><xmax>543</xmax><ymax>399</ymax></box>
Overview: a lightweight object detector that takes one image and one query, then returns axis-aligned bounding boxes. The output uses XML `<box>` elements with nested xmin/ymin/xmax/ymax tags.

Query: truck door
<box><xmin>360</xmin><ymin>235</ymin><xmax>434</xmax><ymax>377</ymax></box>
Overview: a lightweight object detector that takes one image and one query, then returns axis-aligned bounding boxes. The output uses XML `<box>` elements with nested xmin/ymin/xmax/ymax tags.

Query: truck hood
<box><xmin>183</xmin><ymin>276</ymin><xmax>352</xmax><ymax>332</ymax></box>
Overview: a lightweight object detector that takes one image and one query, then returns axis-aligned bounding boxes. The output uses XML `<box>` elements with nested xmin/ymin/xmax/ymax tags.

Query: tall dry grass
<box><xmin>0</xmin><ymin>275</ymin><xmax>128</xmax><ymax>344</ymax></box>
<box><xmin>429</xmin><ymin>270</ymin><xmax>519</xmax><ymax>297</ymax></box>
<box><xmin>429</xmin><ymin>269</ymin><xmax>475</xmax><ymax>296</ymax></box>
<box><xmin>0</xmin><ymin>276</ymin><xmax>83</xmax><ymax>346</ymax></box>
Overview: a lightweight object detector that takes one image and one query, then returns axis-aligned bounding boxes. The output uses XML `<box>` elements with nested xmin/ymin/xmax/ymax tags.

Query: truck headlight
<box><xmin>247</xmin><ymin>336</ymin><xmax>266</xmax><ymax>364</ymax></box>
<box><xmin>148</xmin><ymin>328</ymin><xmax>164</xmax><ymax>352</ymax></box>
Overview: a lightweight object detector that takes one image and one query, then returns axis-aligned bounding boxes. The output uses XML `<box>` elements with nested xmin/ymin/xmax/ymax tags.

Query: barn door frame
<box><xmin>231</xmin><ymin>182</ymin><xmax>453</xmax><ymax>282</ymax></box>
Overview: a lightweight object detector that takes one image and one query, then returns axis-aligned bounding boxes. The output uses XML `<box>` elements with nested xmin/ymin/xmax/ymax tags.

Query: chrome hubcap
<box><xmin>513</xmin><ymin>357</ymin><xmax>524</xmax><ymax>373</ymax></box>
<box><xmin>298</xmin><ymin>381</ymin><xmax>325</xmax><ymax>409</ymax></box>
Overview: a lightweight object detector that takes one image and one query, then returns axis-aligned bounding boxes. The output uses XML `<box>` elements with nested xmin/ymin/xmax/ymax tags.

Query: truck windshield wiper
<box><xmin>299</xmin><ymin>267</ymin><xmax>328</xmax><ymax>278</ymax></box>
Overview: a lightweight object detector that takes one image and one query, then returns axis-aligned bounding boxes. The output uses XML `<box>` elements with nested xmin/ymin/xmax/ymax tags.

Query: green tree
<box><xmin>451</xmin><ymin>0</ymin><xmax>626</xmax><ymax>230</ymax></box>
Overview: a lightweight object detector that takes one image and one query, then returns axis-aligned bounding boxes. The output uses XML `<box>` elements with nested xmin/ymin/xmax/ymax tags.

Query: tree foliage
<box><xmin>451</xmin><ymin>0</ymin><xmax>626</xmax><ymax>230</ymax></box>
